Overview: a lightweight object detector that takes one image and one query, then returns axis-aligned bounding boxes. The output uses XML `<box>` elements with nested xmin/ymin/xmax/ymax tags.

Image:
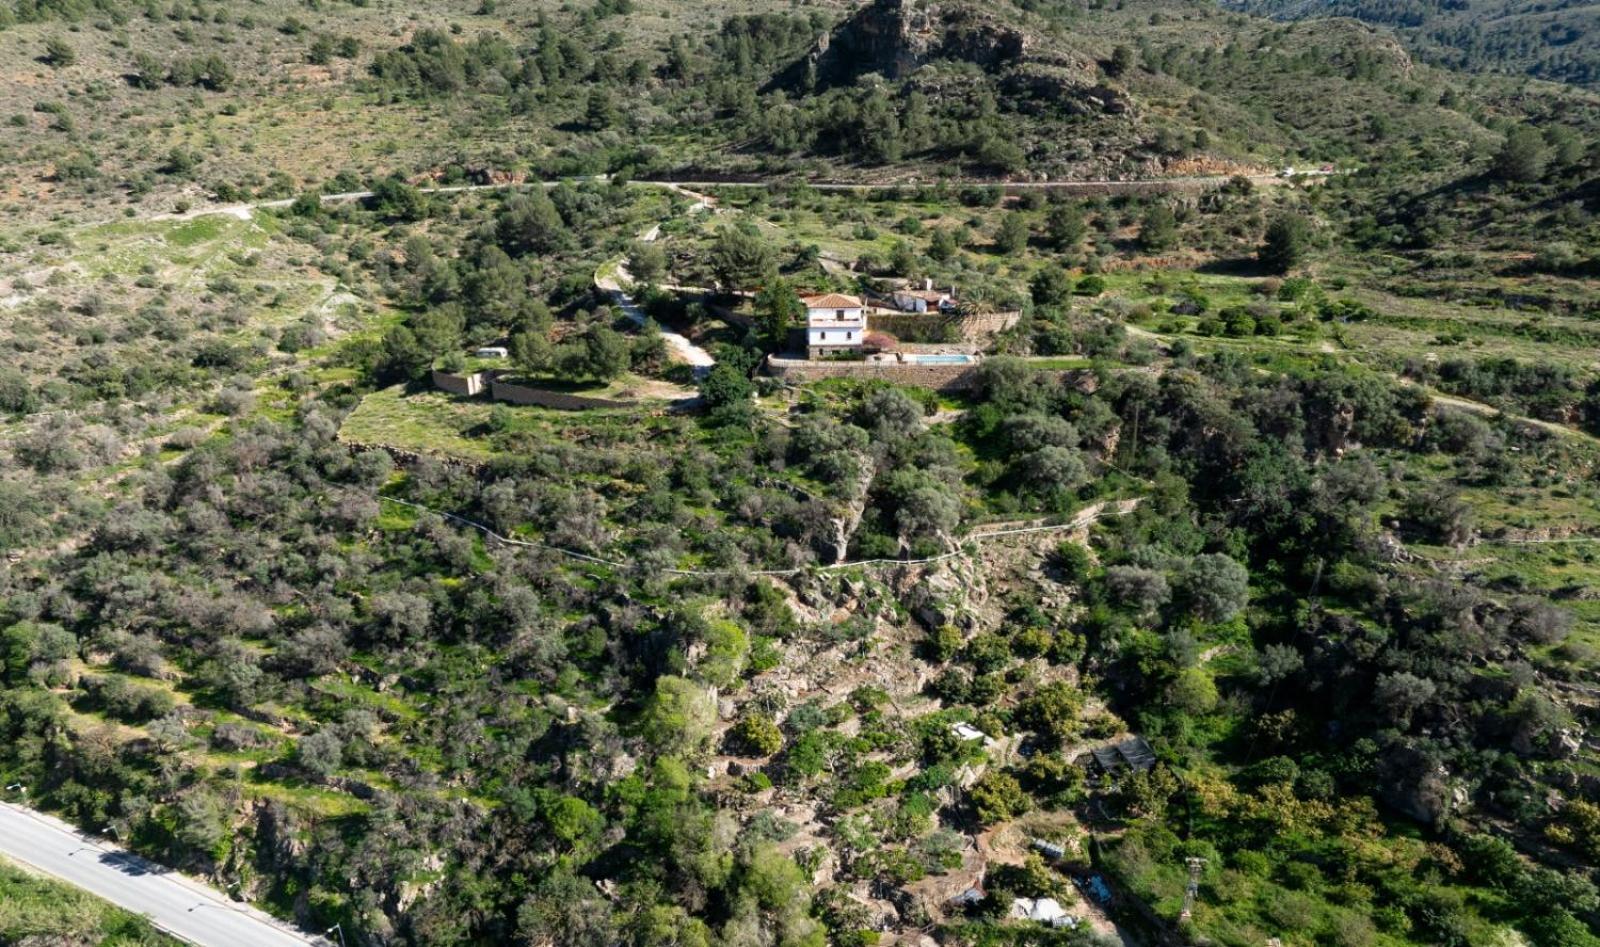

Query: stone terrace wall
<box><xmin>432</xmin><ymin>370</ymin><xmax>487</xmax><ymax>397</ymax></box>
<box><xmin>953</xmin><ymin>310</ymin><xmax>1022</xmax><ymax>341</ymax></box>
<box><xmin>488</xmin><ymin>376</ymin><xmax>632</xmax><ymax>410</ymax></box>
<box><xmin>765</xmin><ymin>356</ymin><xmax>980</xmax><ymax>392</ymax></box>
<box><xmin>432</xmin><ymin>369</ymin><xmax>632</xmax><ymax>410</ymax></box>
<box><xmin>866</xmin><ymin>310</ymin><xmax>1021</xmax><ymax>343</ymax></box>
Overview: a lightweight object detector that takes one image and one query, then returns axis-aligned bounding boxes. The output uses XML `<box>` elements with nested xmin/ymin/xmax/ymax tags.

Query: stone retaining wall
<box><xmin>866</xmin><ymin>313</ymin><xmax>954</xmax><ymax>343</ymax></box>
<box><xmin>866</xmin><ymin>310</ymin><xmax>1021</xmax><ymax>343</ymax></box>
<box><xmin>952</xmin><ymin>310</ymin><xmax>1022</xmax><ymax>341</ymax></box>
<box><xmin>432</xmin><ymin>369</ymin><xmax>632</xmax><ymax>410</ymax></box>
<box><xmin>487</xmin><ymin>376</ymin><xmax>632</xmax><ymax>410</ymax></box>
<box><xmin>432</xmin><ymin>369</ymin><xmax>487</xmax><ymax>397</ymax></box>
<box><xmin>765</xmin><ymin>356</ymin><xmax>980</xmax><ymax>392</ymax></box>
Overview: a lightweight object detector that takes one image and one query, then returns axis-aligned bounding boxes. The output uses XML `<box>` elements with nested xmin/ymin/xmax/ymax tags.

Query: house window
<box><xmin>819</xmin><ymin>331</ymin><xmax>827</xmax><ymax>341</ymax></box>
<box><xmin>836</xmin><ymin>310</ymin><xmax>845</xmax><ymax>320</ymax></box>
<box><xmin>846</xmin><ymin>332</ymin><xmax>853</xmax><ymax>340</ymax></box>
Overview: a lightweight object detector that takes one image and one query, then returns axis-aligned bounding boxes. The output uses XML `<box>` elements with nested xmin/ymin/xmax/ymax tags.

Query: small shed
<box><xmin>951</xmin><ymin>722</ymin><xmax>987</xmax><ymax>742</ymax></box>
<box><xmin>892</xmin><ymin>280</ymin><xmax>956</xmax><ymax>314</ymax></box>
<box><xmin>1088</xmin><ymin>736</ymin><xmax>1157</xmax><ymax>779</ymax></box>
<box><xmin>1010</xmin><ymin>897</ymin><xmax>1076</xmax><ymax>928</ymax></box>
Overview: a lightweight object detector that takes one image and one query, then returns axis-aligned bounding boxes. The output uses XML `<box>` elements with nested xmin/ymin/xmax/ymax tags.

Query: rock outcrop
<box><xmin>1000</xmin><ymin>65</ymin><xmax>1131</xmax><ymax>116</ymax></box>
<box><xmin>767</xmin><ymin>0</ymin><xmax>1132</xmax><ymax>121</ymax></box>
<box><xmin>770</xmin><ymin>0</ymin><xmax>1029</xmax><ymax>92</ymax></box>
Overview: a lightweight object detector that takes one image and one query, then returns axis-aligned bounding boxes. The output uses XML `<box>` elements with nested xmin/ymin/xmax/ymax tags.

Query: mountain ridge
<box><xmin>1219</xmin><ymin>0</ymin><xmax>1600</xmax><ymax>86</ymax></box>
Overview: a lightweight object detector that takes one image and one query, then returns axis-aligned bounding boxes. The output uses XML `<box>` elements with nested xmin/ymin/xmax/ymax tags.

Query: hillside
<box><xmin>1219</xmin><ymin>0</ymin><xmax>1600</xmax><ymax>87</ymax></box>
<box><xmin>0</xmin><ymin>855</ymin><xmax>180</xmax><ymax>946</ymax></box>
<box><xmin>0</xmin><ymin>1</ymin><xmax>1598</xmax><ymax>947</ymax></box>
<box><xmin>0</xmin><ymin>0</ymin><xmax>1594</xmax><ymax>218</ymax></box>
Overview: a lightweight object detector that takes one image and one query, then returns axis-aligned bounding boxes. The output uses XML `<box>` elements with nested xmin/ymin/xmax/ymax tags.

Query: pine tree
<box><xmin>43</xmin><ymin>36</ymin><xmax>75</xmax><ymax>68</ymax></box>
<box><xmin>1106</xmin><ymin>44</ymin><xmax>1135</xmax><ymax>78</ymax></box>
<box><xmin>1138</xmin><ymin>204</ymin><xmax>1178</xmax><ymax>253</ymax></box>
<box><xmin>585</xmin><ymin>89</ymin><xmax>620</xmax><ymax>129</ymax></box>
<box><xmin>995</xmin><ymin>213</ymin><xmax>1029</xmax><ymax>255</ymax></box>
<box><xmin>1493</xmin><ymin>126</ymin><xmax>1546</xmax><ymax>183</ymax></box>
<box><xmin>1046</xmin><ymin>203</ymin><xmax>1087</xmax><ymax>250</ymax></box>
<box><xmin>1259</xmin><ymin>212</ymin><xmax>1313</xmax><ymax>274</ymax></box>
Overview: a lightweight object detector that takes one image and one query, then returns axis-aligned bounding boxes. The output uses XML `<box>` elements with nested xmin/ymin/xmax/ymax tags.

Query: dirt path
<box><xmin>1395</xmin><ymin>378</ymin><xmax>1598</xmax><ymax>443</ymax></box>
<box><xmin>141</xmin><ymin>171</ymin><xmax>1317</xmax><ymax>226</ymax></box>
<box><xmin>1133</xmin><ymin>323</ymin><xmax>1598</xmax><ymax>445</ymax></box>
<box><xmin>377</xmin><ymin>494</ymin><xmax>1142</xmax><ymax>579</ymax></box>
<box><xmin>595</xmin><ymin>211</ymin><xmax>717</xmax><ymax>377</ymax></box>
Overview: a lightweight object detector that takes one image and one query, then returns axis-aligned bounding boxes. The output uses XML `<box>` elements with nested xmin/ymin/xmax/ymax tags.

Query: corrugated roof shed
<box><xmin>1088</xmin><ymin>736</ymin><xmax>1157</xmax><ymax>774</ymax></box>
<box><xmin>1116</xmin><ymin>736</ymin><xmax>1157</xmax><ymax>771</ymax></box>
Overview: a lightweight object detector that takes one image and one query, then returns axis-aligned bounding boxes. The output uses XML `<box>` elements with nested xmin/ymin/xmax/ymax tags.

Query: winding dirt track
<box><xmin>154</xmin><ymin>171</ymin><xmax>1325</xmax><ymax>223</ymax></box>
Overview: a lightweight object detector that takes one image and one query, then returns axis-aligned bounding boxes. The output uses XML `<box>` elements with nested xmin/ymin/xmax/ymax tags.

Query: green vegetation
<box><xmin>0</xmin><ymin>0</ymin><xmax>1597</xmax><ymax>945</ymax></box>
<box><xmin>1223</xmin><ymin>0</ymin><xmax>1600</xmax><ymax>87</ymax></box>
<box><xmin>0</xmin><ymin>856</ymin><xmax>180</xmax><ymax>945</ymax></box>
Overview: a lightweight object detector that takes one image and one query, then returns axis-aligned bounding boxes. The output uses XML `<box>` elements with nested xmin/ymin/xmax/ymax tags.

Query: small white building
<box><xmin>804</xmin><ymin>293</ymin><xmax>866</xmax><ymax>358</ymax></box>
<box><xmin>892</xmin><ymin>279</ymin><xmax>956</xmax><ymax>314</ymax></box>
<box><xmin>474</xmin><ymin>346</ymin><xmax>509</xmax><ymax>359</ymax></box>
<box><xmin>951</xmin><ymin>722</ymin><xmax>998</xmax><ymax>748</ymax></box>
<box><xmin>1010</xmin><ymin>897</ymin><xmax>1076</xmax><ymax>929</ymax></box>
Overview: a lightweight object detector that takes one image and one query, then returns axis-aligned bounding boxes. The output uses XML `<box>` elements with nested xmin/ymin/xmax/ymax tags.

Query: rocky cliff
<box><xmin>767</xmin><ymin>0</ymin><xmax>1132</xmax><ymax>118</ymax></box>
<box><xmin>769</xmin><ymin>0</ymin><xmax>1029</xmax><ymax>92</ymax></box>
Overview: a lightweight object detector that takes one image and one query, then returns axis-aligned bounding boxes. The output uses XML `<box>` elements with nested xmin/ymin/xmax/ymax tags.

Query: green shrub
<box><xmin>730</xmin><ymin>713</ymin><xmax>783</xmax><ymax>756</ymax></box>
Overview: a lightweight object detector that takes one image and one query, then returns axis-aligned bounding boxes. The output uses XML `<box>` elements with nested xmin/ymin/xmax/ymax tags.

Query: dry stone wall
<box><xmin>487</xmin><ymin>376</ymin><xmax>633</xmax><ymax>410</ymax></box>
<box><xmin>431</xmin><ymin>370</ymin><xmax>487</xmax><ymax>397</ymax></box>
<box><xmin>866</xmin><ymin>310</ymin><xmax>1021</xmax><ymax>343</ymax></box>
<box><xmin>765</xmin><ymin>356</ymin><xmax>980</xmax><ymax>392</ymax></box>
<box><xmin>431</xmin><ymin>369</ymin><xmax>631</xmax><ymax>410</ymax></box>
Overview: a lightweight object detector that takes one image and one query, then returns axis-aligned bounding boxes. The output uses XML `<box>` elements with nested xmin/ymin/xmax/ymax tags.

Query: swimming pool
<box><xmin>905</xmin><ymin>354</ymin><xmax>977</xmax><ymax>364</ymax></box>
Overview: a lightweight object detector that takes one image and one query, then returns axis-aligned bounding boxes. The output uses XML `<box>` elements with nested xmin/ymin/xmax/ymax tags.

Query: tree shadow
<box><xmin>97</xmin><ymin>849</ymin><xmax>169</xmax><ymax>877</ymax></box>
<box><xmin>1194</xmin><ymin>256</ymin><xmax>1272</xmax><ymax>277</ymax></box>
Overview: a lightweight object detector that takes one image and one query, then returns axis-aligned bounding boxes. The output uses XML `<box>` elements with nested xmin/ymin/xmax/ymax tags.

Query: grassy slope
<box><xmin>0</xmin><ymin>855</ymin><xmax>182</xmax><ymax>946</ymax></box>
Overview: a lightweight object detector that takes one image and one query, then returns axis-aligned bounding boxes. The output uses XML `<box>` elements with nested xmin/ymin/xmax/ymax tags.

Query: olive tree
<box><xmin>296</xmin><ymin>729</ymin><xmax>345</xmax><ymax>778</ymax></box>
<box><xmin>1179</xmin><ymin>553</ymin><xmax>1249</xmax><ymax>623</ymax></box>
<box><xmin>1104</xmin><ymin>565</ymin><xmax>1171</xmax><ymax>616</ymax></box>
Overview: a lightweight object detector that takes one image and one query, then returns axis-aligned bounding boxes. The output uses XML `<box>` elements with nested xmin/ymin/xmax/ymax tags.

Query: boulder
<box><xmin>1001</xmin><ymin>65</ymin><xmax>1132</xmax><ymax>116</ymax></box>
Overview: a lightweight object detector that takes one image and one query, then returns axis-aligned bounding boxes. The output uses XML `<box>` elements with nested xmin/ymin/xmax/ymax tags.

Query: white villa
<box><xmin>804</xmin><ymin>293</ymin><xmax>866</xmax><ymax>358</ymax></box>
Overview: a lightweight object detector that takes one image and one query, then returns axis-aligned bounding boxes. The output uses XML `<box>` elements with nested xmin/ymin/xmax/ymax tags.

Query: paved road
<box><xmin>640</xmin><ymin>172</ymin><xmax>1329</xmax><ymax>192</ymax></box>
<box><xmin>0</xmin><ymin>801</ymin><xmax>324</xmax><ymax>947</ymax></box>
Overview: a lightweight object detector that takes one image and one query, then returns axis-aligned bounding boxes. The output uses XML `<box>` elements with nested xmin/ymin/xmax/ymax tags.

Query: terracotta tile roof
<box><xmin>801</xmin><ymin>293</ymin><xmax>863</xmax><ymax>309</ymax></box>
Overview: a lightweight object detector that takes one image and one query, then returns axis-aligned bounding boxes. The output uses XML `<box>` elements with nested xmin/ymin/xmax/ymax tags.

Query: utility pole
<box><xmin>326</xmin><ymin>923</ymin><xmax>347</xmax><ymax>947</ymax></box>
<box><xmin>1180</xmin><ymin>856</ymin><xmax>1206</xmax><ymax>921</ymax></box>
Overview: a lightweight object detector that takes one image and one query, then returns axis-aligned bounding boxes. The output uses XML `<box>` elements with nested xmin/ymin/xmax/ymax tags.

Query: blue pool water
<box><xmin>908</xmin><ymin>355</ymin><xmax>975</xmax><ymax>364</ymax></box>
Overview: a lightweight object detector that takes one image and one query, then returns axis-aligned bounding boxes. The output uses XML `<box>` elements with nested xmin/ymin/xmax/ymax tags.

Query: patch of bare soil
<box><xmin>608</xmin><ymin>377</ymin><xmax>700</xmax><ymax>401</ymax></box>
